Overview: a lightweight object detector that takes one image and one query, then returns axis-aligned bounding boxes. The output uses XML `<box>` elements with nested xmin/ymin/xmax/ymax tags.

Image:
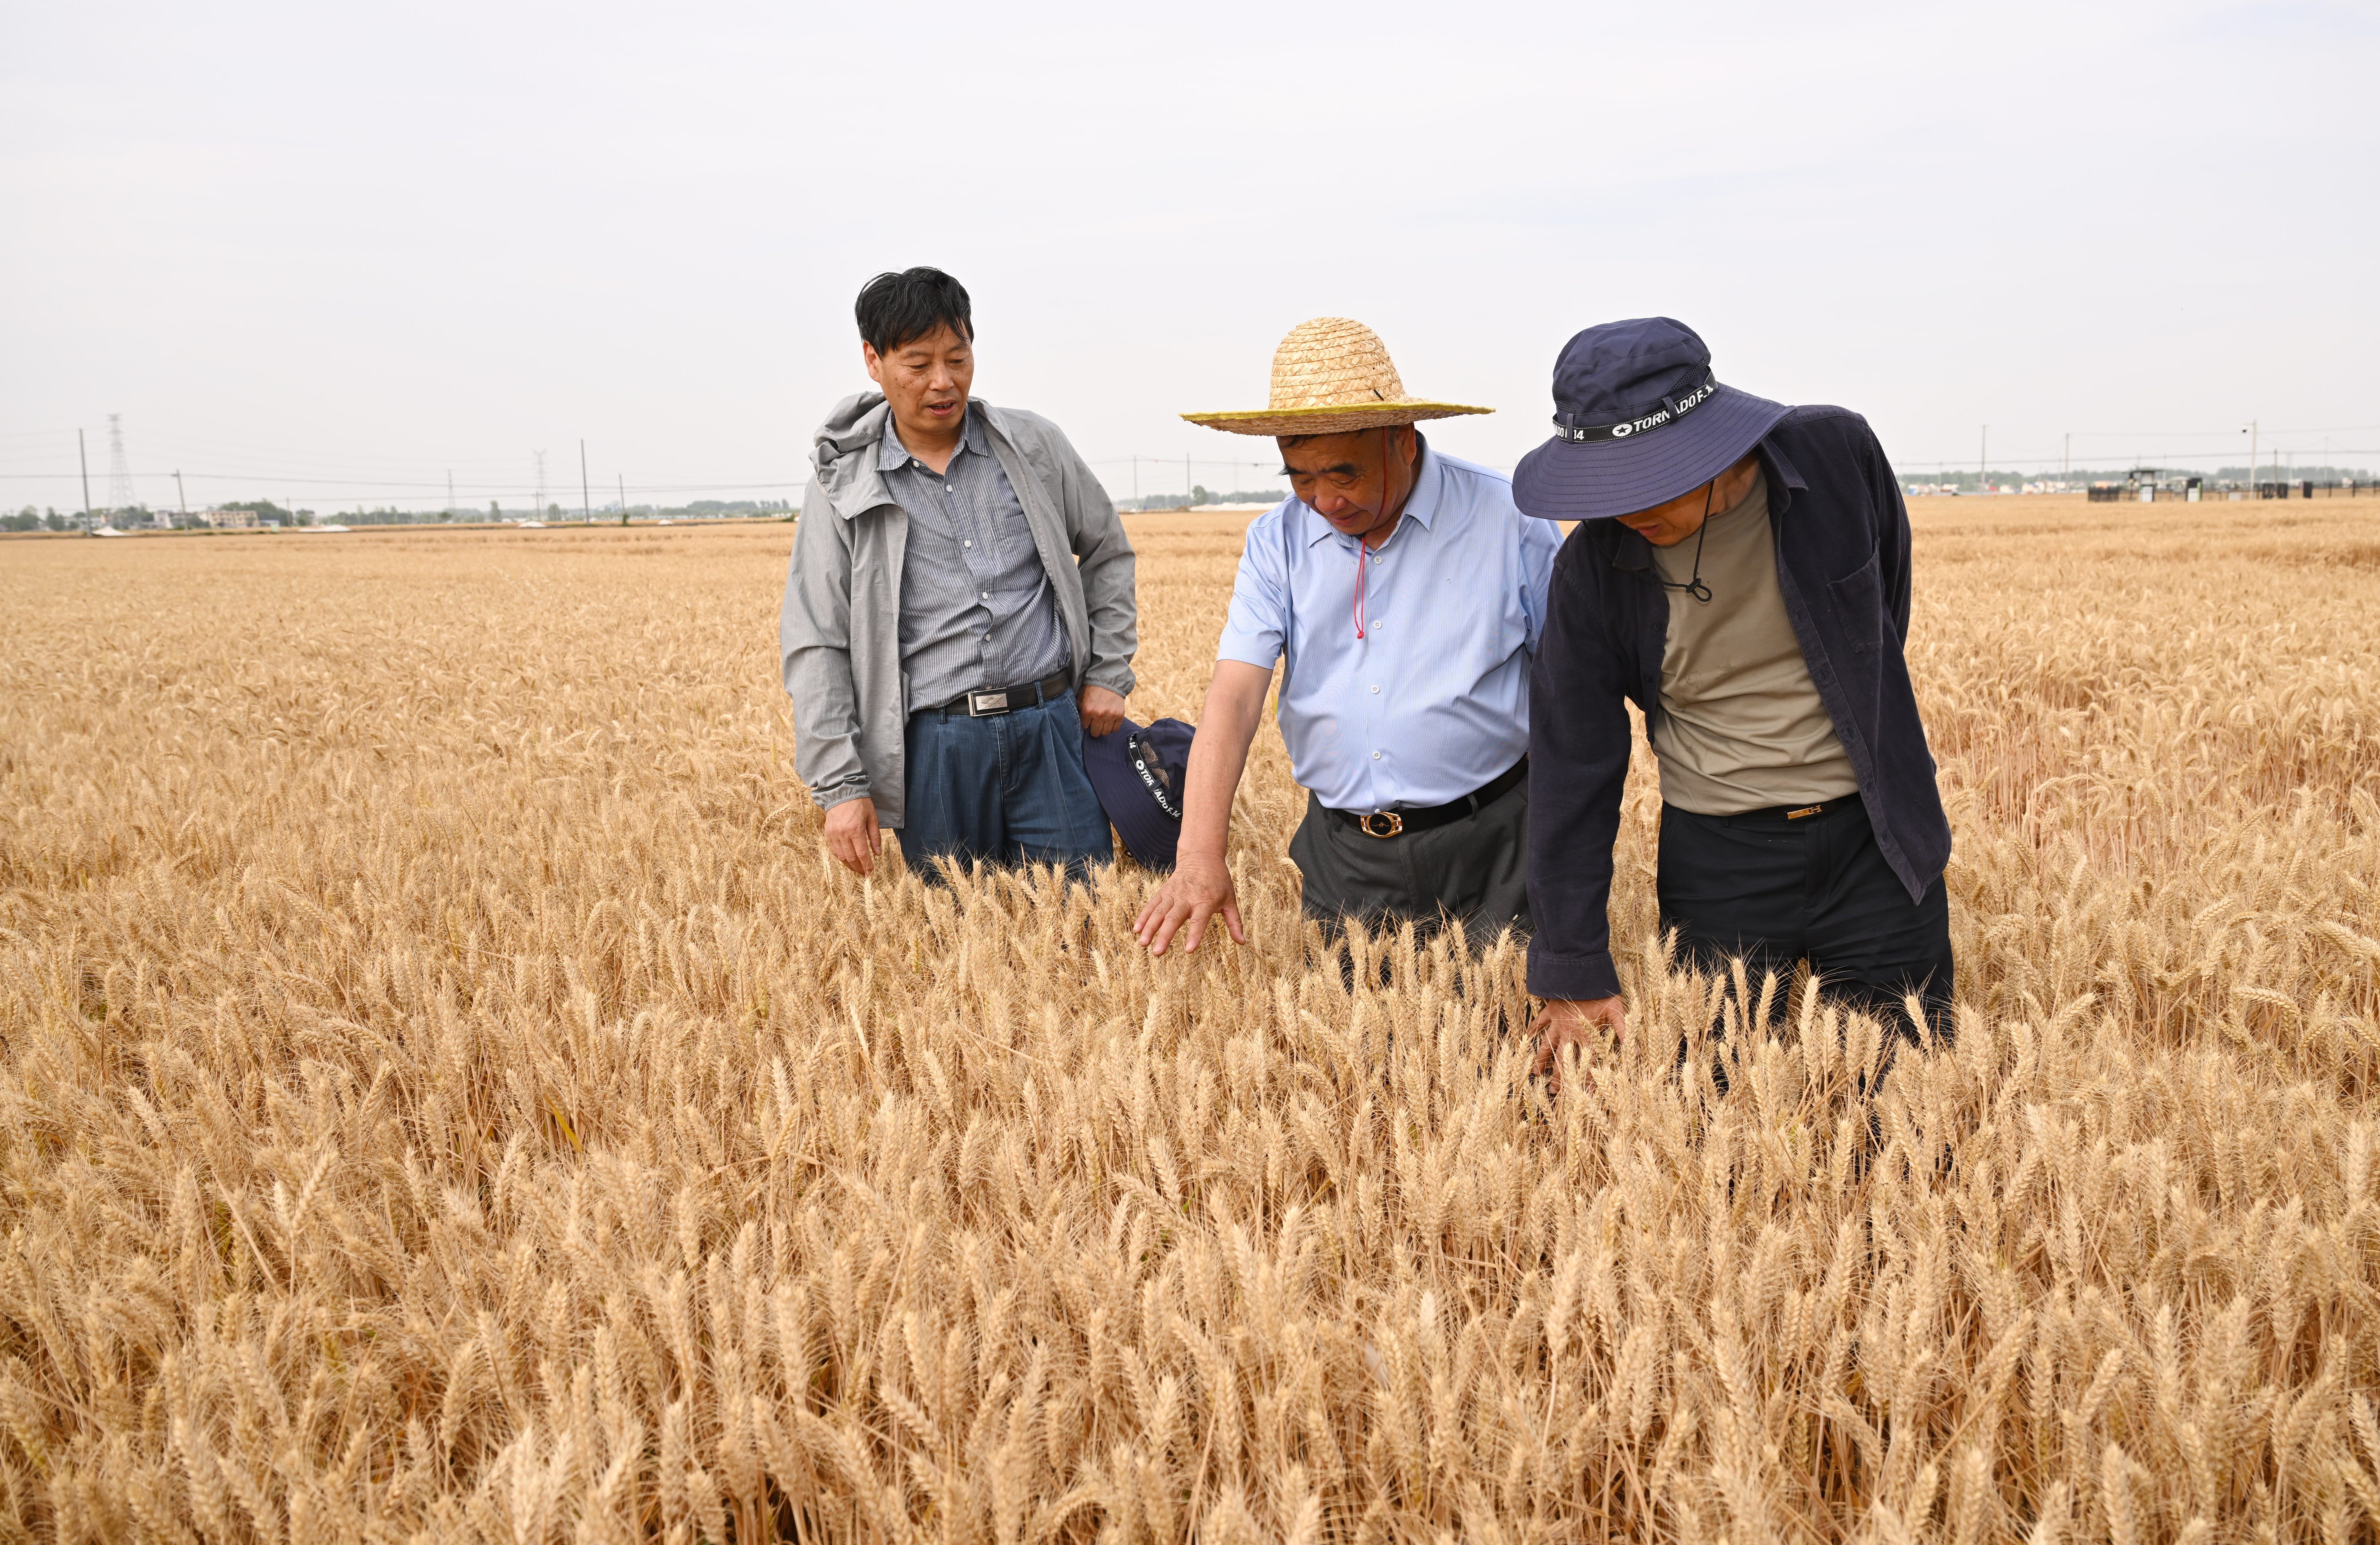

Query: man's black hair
<box><xmin>855</xmin><ymin>267</ymin><xmax>973</xmax><ymax>356</ymax></box>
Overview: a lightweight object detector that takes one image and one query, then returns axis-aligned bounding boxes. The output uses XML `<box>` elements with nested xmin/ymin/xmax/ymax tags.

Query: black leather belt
<box><xmin>1332</xmin><ymin>757</ymin><xmax>1527</xmax><ymax>838</ymax></box>
<box><xmin>923</xmin><ymin>669</ymin><xmax>1071</xmax><ymax>718</ymax></box>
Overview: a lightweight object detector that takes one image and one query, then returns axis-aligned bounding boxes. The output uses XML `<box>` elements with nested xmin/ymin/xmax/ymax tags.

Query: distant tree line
<box><xmin>1906</xmin><ymin>464</ymin><xmax>2374</xmax><ymax>491</ymax></box>
<box><xmin>1117</xmin><ymin>485</ymin><xmax>1290</xmax><ymax>511</ymax></box>
<box><xmin>3</xmin><ymin>495</ymin><xmax>804</xmax><ymax>532</ymax></box>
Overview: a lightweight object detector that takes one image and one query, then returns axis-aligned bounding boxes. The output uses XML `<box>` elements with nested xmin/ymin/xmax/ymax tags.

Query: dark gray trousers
<box><xmin>1287</xmin><ymin>778</ymin><xmax>1531</xmax><ymax>951</ymax></box>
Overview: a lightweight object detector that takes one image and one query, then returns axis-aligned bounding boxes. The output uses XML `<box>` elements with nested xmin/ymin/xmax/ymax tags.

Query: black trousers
<box><xmin>1658</xmin><ymin>794</ymin><xmax>1953</xmax><ymax>1043</ymax></box>
<box><xmin>1289</xmin><ymin>777</ymin><xmax>1531</xmax><ymax>953</ymax></box>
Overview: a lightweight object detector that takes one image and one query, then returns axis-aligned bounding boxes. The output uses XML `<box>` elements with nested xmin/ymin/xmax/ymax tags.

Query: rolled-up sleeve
<box><xmin>1524</xmin><ymin>541</ymin><xmax>1635</xmax><ymax>1001</ymax></box>
<box><xmin>1216</xmin><ymin>509</ymin><xmax>1290</xmax><ymax>669</ymax></box>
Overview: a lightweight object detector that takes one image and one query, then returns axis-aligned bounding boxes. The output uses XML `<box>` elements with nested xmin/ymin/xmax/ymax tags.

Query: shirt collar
<box><xmin>1756</xmin><ymin>436</ymin><xmax>1805</xmax><ymax>521</ymax></box>
<box><xmin>1301</xmin><ymin>434</ymin><xmax>1442</xmax><ymax>548</ymax></box>
<box><xmin>877</xmin><ymin>401</ymin><xmax>983</xmax><ymax>473</ymax></box>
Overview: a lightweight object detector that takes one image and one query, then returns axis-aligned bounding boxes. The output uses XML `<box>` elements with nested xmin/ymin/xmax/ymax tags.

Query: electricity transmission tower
<box><xmin>107</xmin><ymin>414</ymin><xmax>136</xmax><ymax>517</ymax></box>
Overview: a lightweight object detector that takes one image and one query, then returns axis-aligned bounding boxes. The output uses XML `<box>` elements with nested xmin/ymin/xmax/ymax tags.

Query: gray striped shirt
<box><xmin>880</xmin><ymin>404</ymin><xmax>1070</xmax><ymax>711</ymax></box>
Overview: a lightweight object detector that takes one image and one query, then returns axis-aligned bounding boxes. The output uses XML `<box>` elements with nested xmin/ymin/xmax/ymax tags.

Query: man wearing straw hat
<box><xmin>1132</xmin><ymin>318</ymin><xmax>1560</xmax><ymax>955</ymax></box>
<box><xmin>1514</xmin><ymin>318</ymin><xmax>1954</xmax><ymax>1085</ymax></box>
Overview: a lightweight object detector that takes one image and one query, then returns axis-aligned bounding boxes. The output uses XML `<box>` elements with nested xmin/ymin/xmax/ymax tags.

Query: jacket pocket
<box><xmin>1827</xmin><ymin>549</ymin><xmax>1884</xmax><ymax>654</ymax></box>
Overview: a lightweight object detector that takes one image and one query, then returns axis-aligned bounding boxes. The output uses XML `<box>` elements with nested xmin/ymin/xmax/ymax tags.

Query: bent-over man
<box><xmin>1134</xmin><ymin>317</ymin><xmax>1560</xmax><ymax>954</ymax></box>
<box><xmin>1516</xmin><ymin>317</ymin><xmax>1955</xmax><ymax>1083</ymax></box>
<box><xmin>781</xmin><ymin>267</ymin><xmax>1138</xmax><ymax>881</ymax></box>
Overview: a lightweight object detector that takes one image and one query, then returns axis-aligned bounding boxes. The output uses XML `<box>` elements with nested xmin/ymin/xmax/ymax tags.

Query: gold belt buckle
<box><xmin>1785</xmin><ymin>804</ymin><xmax>1822</xmax><ymax>820</ymax></box>
<box><xmin>1359</xmin><ymin>810</ymin><xmax>1404</xmax><ymax>838</ymax></box>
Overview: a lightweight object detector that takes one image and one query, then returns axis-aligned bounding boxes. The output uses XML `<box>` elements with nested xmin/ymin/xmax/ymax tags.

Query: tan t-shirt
<box><xmin>1648</xmin><ymin>470</ymin><xmax>1860</xmax><ymax>815</ymax></box>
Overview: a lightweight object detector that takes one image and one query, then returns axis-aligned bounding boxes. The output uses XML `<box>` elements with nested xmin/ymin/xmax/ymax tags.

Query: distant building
<box><xmin>205</xmin><ymin>507</ymin><xmax>258</xmax><ymax>529</ymax></box>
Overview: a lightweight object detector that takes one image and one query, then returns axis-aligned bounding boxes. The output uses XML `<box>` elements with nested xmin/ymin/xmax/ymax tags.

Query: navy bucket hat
<box><xmin>1512</xmin><ymin>317</ymin><xmax>1792</xmax><ymax>522</ymax></box>
<box><xmin>1082</xmin><ymin>716</ymin><xmax>1196</xmax><ymax>871</ymax></box>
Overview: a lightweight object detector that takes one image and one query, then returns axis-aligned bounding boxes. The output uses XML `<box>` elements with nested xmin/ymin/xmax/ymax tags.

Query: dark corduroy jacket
<box><xmin>1524</xmin><ymin>406</ymin><xmax>1951</xmax><ymax>1001</ymax></box>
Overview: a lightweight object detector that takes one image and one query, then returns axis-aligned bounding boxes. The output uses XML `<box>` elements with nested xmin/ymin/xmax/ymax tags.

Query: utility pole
<box><xmin>78</xmin><ymin>428</ymin><xmax>93</xmax><ymax>534</ymax></box>
<box><xmin>174</xmin><ymin>469</ymin><xmax>188</xmax><ymax>525</ymax></box>
<box><xmin>2063</xmin><ymin>433</ymin><xmax>2070</xmax><ymax>481</ymax></box>
<box><xmin>580</xmin><ymin>439</ymin><xmax>593</xmax><ymax>522</ymax></box>
<box><xmin>2246</xmin><ymin>419</ymin><xmax>2258</xmax><ymax>497</ymax></box>
<box><xmin>618</xmin><ymin>474</ymin><xmax>628</xmax><ymax>527</ymax></box>
<box><xmin>447</xmin><ymin>471</ymin><xmax>456</xmax><ymax>521</ymax></box>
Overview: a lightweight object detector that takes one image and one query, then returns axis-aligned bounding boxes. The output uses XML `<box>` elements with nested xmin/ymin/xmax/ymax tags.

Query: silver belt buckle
<box><xmin>967</xmin><ymin>690</ymin><xmax>1011</xmax><ymax>717</ymax></box>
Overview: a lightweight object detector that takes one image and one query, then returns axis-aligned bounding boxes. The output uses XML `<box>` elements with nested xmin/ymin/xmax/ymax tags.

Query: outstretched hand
<box><xmin>1529</xmin><ymin>996</ymin><xmax>1628</xmax><ymax>1094</ymax></box>
<box><xmin>1132</xmin><ymin>854</ymin><xmax>1245</xmax><ymax>956</ymax></box>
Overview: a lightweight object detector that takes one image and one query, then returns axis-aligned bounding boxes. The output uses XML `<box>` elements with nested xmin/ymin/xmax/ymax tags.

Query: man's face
<box><xmin>1279</xmin><ymin>426</ymin><xmax>1418</xmax><ymax>544</ymax></box>
<box><xmin>1613</xmin><ymin>456</ymin><xmax>1759</xmax><ymax>547</ymax></box>
<box><xmin>863</xmin><ymin>324</ymin><xmax>974</xmax><ymax>445</ymax></box>
<box><xmin>1613</xmin><ymin>482</ymin><xmax>1715</xmax><ymax>548</ymax></box>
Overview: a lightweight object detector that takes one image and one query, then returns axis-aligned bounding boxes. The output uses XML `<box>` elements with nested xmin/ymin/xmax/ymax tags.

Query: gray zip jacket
<box><xmin>780</xmin><ymin>393</ymin><xmax>1137</xmax><ymax>828</ymax></box>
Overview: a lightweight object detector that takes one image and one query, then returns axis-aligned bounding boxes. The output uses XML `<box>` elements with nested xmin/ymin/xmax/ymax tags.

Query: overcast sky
<box><xmin>4</xmin><ymin>0</ymin><xmax>2374</xmax><ymax>514</ymax></box>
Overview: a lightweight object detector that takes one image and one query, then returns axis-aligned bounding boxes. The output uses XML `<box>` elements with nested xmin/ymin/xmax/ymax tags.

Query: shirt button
<box><xmin>980</xmin><ymin>591</ymin><xmax>989</xmax><ymax>599</ymax></box>
<box><xmin>1371</xmin><ymin>685</ymin><xmax>1380</xmax><ymax>693</ymax></box>
<box><xmin>1371</xmin><ymin>751</ymin><xmax>1381</xmax><ymax>760</ymax></box>
<box><xmin>964</xmin><ymin>540</ymin><xmax>971</xmax><ymax>548</ymax></box>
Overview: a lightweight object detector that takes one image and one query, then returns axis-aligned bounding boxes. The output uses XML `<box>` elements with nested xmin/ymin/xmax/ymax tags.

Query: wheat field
<box><xmin>1</xmin><ymin>496</ymin><xmax>2376</xmax><ymax>1544</ymax></box>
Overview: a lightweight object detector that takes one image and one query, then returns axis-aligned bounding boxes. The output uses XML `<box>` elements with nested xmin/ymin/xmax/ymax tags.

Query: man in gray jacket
<box><xmin>781</xmin><ymin>267</ymin><xmax>1138</xmax><ymax>881</ymax></box>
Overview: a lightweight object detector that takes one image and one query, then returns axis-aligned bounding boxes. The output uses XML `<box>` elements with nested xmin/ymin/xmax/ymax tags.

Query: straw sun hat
<box><xmin>1182</xmin><ymin>317</ymin><xmax>1491</xmax><ymax>438</ymax></box>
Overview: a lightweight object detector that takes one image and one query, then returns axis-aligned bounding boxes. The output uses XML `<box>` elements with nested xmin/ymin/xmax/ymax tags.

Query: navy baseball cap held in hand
<box><xmin>1511</xmin><ymin>317</ymin><xmax>1793</xmax><ymax>522</ymax></box>
<box><xmin>1082</xmin><ymin>716</ymin><xmax>1196</xmax><ymax>871</ymax></box>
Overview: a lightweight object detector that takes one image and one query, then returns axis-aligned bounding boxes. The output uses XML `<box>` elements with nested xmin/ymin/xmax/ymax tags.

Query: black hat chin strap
<box><xmin>1653</xmin><ymin>480</ymin><xmax>1717</xmax><ymax>605</ymax></box>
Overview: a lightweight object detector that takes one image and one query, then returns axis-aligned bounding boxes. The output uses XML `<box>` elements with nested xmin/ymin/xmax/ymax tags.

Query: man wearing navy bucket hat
<box><xmin>1516</xmin><ymin>318</ymin><xmax>1954</xmax><ymax>1087</ymax></box>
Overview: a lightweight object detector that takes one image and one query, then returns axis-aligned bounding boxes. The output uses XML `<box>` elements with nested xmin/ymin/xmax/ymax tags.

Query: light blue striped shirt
<box><xmin>1217</xmin><ymin>443</ymin><xmax>1561</xmax><ymax>812</ymax></box>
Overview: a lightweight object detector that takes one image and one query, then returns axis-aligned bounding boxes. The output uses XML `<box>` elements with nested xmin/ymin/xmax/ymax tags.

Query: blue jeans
<box><xmin>900</xmin><ymin>689</ymin><xmax>1113</xmax><ymax>883</ymax></box>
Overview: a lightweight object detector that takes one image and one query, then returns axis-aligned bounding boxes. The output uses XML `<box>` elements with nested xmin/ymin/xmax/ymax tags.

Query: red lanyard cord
<box><xmin>1353</xmin><ymin>427</ymin><xmax>1391</xmax><ymax>640</ymax></box>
